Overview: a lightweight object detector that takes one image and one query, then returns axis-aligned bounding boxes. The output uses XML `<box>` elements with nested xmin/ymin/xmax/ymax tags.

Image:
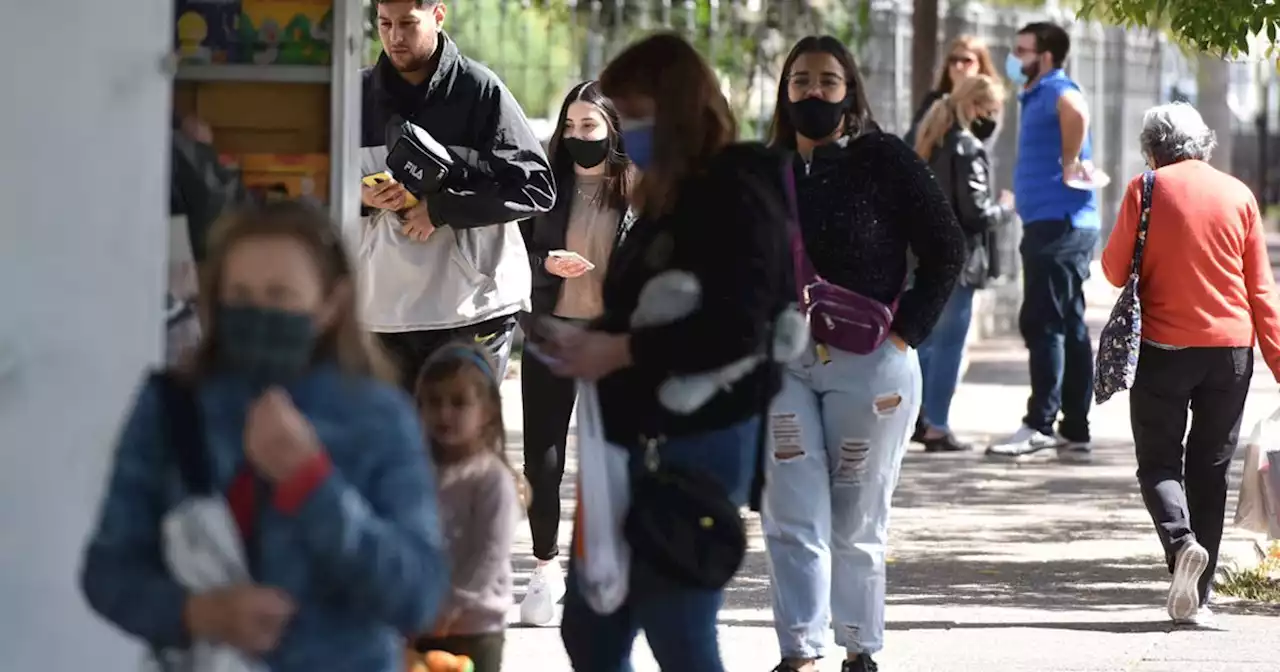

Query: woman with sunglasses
<box><xmin>904</xmin><ymin>35</ymin><xmax>1000</xmax><ymax>147</ymax></box>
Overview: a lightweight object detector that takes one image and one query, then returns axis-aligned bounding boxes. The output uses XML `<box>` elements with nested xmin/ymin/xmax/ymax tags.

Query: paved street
<box><xmin>494</xmin><ymin>269</ymin><xmax>1280</xmax><ymax>671</ymax></box>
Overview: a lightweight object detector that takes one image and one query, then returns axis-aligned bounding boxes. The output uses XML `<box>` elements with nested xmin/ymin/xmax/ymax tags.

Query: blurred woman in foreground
<box><xmin>539</xmin><ymin>33</ymin><xmax>792</xmax><ymax>671</ymax></box>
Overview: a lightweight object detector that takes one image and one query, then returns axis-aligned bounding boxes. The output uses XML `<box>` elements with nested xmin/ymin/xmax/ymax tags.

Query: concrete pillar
<box><xmin>0</xmin><ymin>1</ymin><xmax>172</xmax><ymax>669</ymax></box>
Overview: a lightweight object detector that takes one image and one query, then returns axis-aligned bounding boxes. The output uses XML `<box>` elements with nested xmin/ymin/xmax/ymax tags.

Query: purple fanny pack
<box><xmin>781</xmin><ymin>160</ymin><xmax>899</xmax><ymax>355</ymax></box>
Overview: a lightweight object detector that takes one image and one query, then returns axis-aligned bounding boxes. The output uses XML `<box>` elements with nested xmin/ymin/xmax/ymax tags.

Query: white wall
<box><xmin>0</xmin><ymin>1</ymin><xmax>172</xmax><ymax>669</ymax></box>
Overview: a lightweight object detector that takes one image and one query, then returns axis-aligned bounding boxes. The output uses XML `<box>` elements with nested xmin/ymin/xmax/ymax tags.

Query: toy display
<box><xmin>240</xmin><ymin>0</ymin><xmax>334</xmax><ymax>65</ymax></box>
<box><xmin>174</xmin><ymin>0</ymin><xmax>241</xmax><ymax>63</ymax></box>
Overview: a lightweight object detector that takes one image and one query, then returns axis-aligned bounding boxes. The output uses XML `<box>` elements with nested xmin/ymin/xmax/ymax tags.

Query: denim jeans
<box><xmin>1019</xmin><ymin>220</ymin><xmax>1099</xmax><ymax>442</ymax></box>
<box><xmin>916</xmin><ymin>283</ymin><xmax>976</xmax><ymax>430</ymax></box>
<box><xmin>560</xmin><ymin>417</ymin><xmax>760</xmax><ymax>672</ymax></box>
<box><xmin>762</xmin><ymin>340</ymin><xmax>920</xmax><ymax>657</ymax></box>
<box><xmin>1131</xmin><ymin>344</ymin><xmax>1252</xmax><ymax>605</ymax></box>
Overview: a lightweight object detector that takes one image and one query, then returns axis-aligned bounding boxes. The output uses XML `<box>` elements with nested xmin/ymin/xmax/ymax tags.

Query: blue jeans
<box><xmin>1019</xmin><ymin>220</ymin><xmax>1099</xmax><ymax>442</ymax></box>
<box><xmin>762</xmin><ymin>340</ymin><xmax>921</xmax><ymax>658</ymax></box>
<box><xmin>560</xmin><ymin>417</ymin><xmax>760</xmax><ymax>672</ymax></box>
<box><xmin>916</xmin><ymin>283</ymin><xmax>976</xmax><ymax>430</ymax></box>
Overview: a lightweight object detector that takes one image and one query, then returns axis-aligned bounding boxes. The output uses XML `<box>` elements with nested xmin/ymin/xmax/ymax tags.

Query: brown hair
<box><xmin>914</xmin><ymin>75</ymin><xmax>1007</xmax><ymax>160</ymax></box>
<box><xmin>599</xmin><ymin>33</ymin><xmax>737</xmax><ymax>216</ymax></box>
<box><xmin>934</xmin><ymin>35</ymin><xmax>999</xmax><ymax>95</ymax></box>
<box><xmin>548</xmin><ymin>80</ymin><xmax>636</xmax><ymax>212</ymax></box>
<box><xmin>413</xmin><ymin>342</ymin><xmax>529</xmax><ymax>506</ymax></box>
<box><xmin>768</xmin><ymin>35</ymin><xmax>875</xmax><ymax>149</ymax></box>
<box><xmin>188</xmin><ymin>201</ymin><xmax>395</xmax><ymax>382</ymax></box>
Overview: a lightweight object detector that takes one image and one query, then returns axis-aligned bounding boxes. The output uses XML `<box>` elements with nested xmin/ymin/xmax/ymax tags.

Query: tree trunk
<box><xmin>911</xmin><ymin>0</ymin><xmax>940</xmax><ymax>109</ymax></box>
<box><xmin>1196</xmin><ymin>53</ymin><xmax>1234</xmax><ymax>173</ymax></box>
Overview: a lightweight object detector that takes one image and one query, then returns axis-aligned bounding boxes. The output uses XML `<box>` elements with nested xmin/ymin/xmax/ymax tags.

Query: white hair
<box><xmin>1139</xmin><ymin>102</ymin><xmax>1217</xmax><ymax>167</ymax></box>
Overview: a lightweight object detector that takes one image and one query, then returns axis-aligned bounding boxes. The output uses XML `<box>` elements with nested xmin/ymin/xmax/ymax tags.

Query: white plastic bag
<box><xmin>1234</xmin><ymin>406</ymin><xmax>1280</xmax><ymax>539</ymax></box>
<box><xmin>572</xmin><ymin>382</ymin><xmax>631</xmax><ymax>614</ymax></box>
<box><xmin>145</xmin><ymin>497</ymin><xmax>264</xmax><ymax>672</ymax></box>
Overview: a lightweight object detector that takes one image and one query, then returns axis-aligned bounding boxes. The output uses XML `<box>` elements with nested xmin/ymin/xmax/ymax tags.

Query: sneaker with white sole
<box><xmin>986</xmin><ymin>425</ymin><xmax>1065</xmax><ymax>458</ymax></box>
<box><xmin>519</xmin><ymin>560</ymin><xmax>566</xmax><ymax>626</ymax></box>
<box><xmin>1056</xmin><ymin>442</ymin><xmax>1094</xmax><ymax>464</ymax></box>
<box><xmin>1167</xmin><ymin>541</ymin><xmax>1210</xmax><ymax>622</ymax></box>
<box><xmin>1174</xmin><ymin>604</ymin><xmax>1217</xmax><ymax>628</ymax></box>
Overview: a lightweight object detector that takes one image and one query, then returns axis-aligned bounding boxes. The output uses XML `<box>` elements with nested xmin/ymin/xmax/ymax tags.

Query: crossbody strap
<box><xmin>780</xmin><ymin>155</ymin><xmax>819</xmax><ymax>291</ymax></box>
<box><xmin>153</xmin><ymin>371</ymin><xmax>213</xmax><ymax>496</ymax></box>
<box><xmin>153</xmin><ymin>370</ymin><xmax>264</xmax><ymax>578</ymax></box>
<box><xmin>1130</xmin><ymin>170</ymin><xmax>1156</xmax><ymax>276</ymax></box>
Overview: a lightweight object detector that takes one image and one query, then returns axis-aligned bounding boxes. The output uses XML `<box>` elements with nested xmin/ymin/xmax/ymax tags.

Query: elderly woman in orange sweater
<box><xmin>1101</xmin><ymin>102</ymin><xmax>1280</xmax><ymax>627</ymax></box>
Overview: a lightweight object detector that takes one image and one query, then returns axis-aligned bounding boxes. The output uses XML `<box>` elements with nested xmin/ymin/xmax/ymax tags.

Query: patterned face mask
<box><xmin>215</xmin><ymin>304</ymin><xmax>317</xmax><ymax>387</ymax></box>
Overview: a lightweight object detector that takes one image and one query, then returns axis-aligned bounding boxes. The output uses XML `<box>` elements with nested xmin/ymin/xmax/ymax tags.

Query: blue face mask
<box><xmin>619</xmin><ymin>119</ymin><xmax>655</xmax><ymax>171</ymax></box>
<box><xmin>216</xmin><ymin>304</ymin><xmax>317</xmax><ymax>387</ymax></box>
<box><xmin>1005</xmin><ymin>52</ymin><xmax>1029</xmax><ymax>87</ymax></box>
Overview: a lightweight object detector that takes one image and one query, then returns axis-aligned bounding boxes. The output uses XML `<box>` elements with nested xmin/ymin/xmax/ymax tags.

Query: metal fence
<box><xmin>417</xmin><ymin>0</ymin><xmax>1183</xmax><ymax>223</ymax></box>
<box><xmin>377</xmin><ymin>0</ymin><xmax>1187</xmax><ymax>335</ymax></box>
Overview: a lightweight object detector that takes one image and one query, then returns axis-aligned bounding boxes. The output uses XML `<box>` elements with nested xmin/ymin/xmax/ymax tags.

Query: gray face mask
<box><xmin>216</xmin><ymin>304</ymin><xmax>317</xmax><ymax>387</ymax></box>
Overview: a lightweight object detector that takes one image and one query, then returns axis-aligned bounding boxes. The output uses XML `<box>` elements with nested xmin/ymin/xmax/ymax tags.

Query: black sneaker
<box><xmin>842</xmin><ymin>654</ymin><xmax>879</xmax><ymax>672</ymax></box>
<box><xmin>923</xmin><ymin>431</ymin><xmax>972</xmax><ymax>453</ymax></box>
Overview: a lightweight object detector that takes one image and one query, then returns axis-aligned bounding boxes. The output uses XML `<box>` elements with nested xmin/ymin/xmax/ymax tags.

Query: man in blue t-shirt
<box><xmin>988</xmin><ymin>22</ymin><xmax>1099</xmax><ymax>463</ymax></box>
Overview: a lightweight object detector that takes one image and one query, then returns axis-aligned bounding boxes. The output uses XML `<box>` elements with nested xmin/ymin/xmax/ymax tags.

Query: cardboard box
<box><xmin>240</xmin><ymin>0</ymin><xmax>333</xmax><ymax>65</ymax></box>
<box><xmin>175</xmin><ymin>0</ymin><xmax>242</xmax><ymax>64</ymax></box>
<box><xmin>236</xmin><ymin>153</ymin><xmax>330</xmax><ymax>205</ymax></box>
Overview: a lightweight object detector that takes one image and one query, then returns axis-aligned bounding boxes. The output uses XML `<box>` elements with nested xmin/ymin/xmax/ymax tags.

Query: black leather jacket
<box><xmin>928</xmin><ymin>125</ymin><xmax>1012</xmax><ymax>239</ymax></box>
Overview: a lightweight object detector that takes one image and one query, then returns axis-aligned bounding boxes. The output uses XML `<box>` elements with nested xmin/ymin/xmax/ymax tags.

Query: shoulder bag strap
<box><xmin>152</xmin><ymin>370</ymin><xmax>213</xmax><ymax>496</ymax></box>
<box><xmin>1130</xmin><ymin>170</ymin><xmax>1156</xmax><ymax>277</ymax></box>
<box><xmin>153</xmin><ymin>370</ymin><xmax>267</xmax><ymax>579</ymax></box>
<box><xmin>780</xmin><ymin>155</ymin><xmax>820</xmax><ymax>295</ymax></box>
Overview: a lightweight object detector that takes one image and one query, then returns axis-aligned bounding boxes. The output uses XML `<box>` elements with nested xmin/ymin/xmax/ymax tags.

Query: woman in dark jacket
<box><xmin>903</xmin><ymin>35</ymin><xmax>999</xmax><ymax>148</ymax></box>
<box><xmin>761</xmin><ymin>35</ymin><xmax>966</xmax><ymax>672</ymax></box>
<box><xmin>538</xmin><ymin>34</ymin><xmax>791</xmax><ymax>672</ymax></box>
<box><xmin>911</xmin><ymin>74</ymin><xmax>1015</xmax><ymax>452</ymax></box>
<box><xmin>516</xmin><ymin>80</ymin><xmax>635</xmax><ymax>627</ymax></box>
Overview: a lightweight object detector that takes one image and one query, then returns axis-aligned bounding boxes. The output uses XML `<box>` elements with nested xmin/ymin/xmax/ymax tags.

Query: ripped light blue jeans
<box><xmin>762</xmin><ymin>339</ymin><xmax>920</xmax><ymax>659</ymax></box>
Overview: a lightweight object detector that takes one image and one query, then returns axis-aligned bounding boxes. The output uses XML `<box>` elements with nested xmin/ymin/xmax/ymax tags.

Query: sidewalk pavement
<box><xmin>494</xmin><ymin>272</ymin><xmax>1280</xmax><ymax>671</ymax></box>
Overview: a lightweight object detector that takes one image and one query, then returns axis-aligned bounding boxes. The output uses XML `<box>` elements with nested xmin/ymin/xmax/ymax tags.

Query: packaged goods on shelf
<box><xmin>175</xmin><ymin>0</ymin><xmax>243</xmax><ymax>64</ymax></box>
<box><xmin>240</xmin><ymin>0</ymin><xmax>334</xmax><ymax>65</ymax></box>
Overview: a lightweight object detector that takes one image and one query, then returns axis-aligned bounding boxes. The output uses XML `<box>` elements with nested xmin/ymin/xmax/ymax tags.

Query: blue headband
<box><xmin>428</xmin><ymin>345</ymin><xmax>497</xmax><ymax>383</ymax></box>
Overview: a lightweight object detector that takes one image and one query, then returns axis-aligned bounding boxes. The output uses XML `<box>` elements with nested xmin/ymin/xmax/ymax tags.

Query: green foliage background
<box><xmin>1076</xmin><ymin>0</ymin><xmax>1279</xmax><ymax>60</ymax></box>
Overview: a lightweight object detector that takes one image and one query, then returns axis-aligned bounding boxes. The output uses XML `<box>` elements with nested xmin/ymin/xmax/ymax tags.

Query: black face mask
<box><xmin>787</xmin><ymin>97</ymin><xmax>847</xmax><ymax>141</ymax></box>
<box><xmin>562</xmin><ymin>137</ymin><xmax>610</xmax><ymax>170</ymax></box>
<box><xmin>970</xmin><ymin>117</ymin><xmax>998</xmax><ymax>141</ymax></box>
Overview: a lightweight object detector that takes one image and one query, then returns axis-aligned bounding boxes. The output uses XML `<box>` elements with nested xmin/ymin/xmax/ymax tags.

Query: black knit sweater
<box><xmin>791</xmin><ymin>131</ymin><xmax>966</xmax><ymax>346</ymax></box>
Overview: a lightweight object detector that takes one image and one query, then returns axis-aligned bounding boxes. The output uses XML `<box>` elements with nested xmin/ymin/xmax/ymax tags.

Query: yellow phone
<box><xmin>362</xmin><ymin>172</ymin><xmax>419</xmax><ymax>208</ymax></box>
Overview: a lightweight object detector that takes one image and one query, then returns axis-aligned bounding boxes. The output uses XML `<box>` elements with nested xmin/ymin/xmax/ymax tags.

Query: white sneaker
<box><xmin>1174</xmin><ymin>605</ymin><xmax>1217</xmax><ymax>628</ymax></box>
<box><xmin>1056</xmin><ymin>442</ymin><xmax>1094</xmax><ymax>464</ymax></box>
<box><xmin>1167</xmin><ymin>541</ymin><xmax>1210</xmax><ymax>622</ymax></box>
<box><xmin>519</xmin><ymin>560</ymin><xmax>566</xmax><ymax>626</ymax></box>
<box><xmin>986</xmin><ymin>425</ymin><xmax>1064</xmax><ymax>458</ymax></box>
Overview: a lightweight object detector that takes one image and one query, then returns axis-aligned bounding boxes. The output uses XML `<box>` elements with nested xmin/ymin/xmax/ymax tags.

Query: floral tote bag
<box><xmin>1094</xmin><ymin>170</ymin><xmax>1155</xmax><ymax>404</ymax></box>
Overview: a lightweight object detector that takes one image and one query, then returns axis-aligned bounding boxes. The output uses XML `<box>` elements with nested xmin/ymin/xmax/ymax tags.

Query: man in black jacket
<box><xmin>351</xmin><ymin>0</ymin><xmax>555</xmax><ymax>389</ymax></box>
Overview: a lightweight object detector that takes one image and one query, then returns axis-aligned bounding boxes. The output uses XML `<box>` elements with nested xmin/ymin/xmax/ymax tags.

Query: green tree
<box><xmin>1077</xmin><ymin>0</ymin><xmax>1280</xmax><ymax>58</ymax></box>
<box><xmin>364</xmin><ymin>0</ymin><xmax>579</xmax><ymax>119</ymax></box>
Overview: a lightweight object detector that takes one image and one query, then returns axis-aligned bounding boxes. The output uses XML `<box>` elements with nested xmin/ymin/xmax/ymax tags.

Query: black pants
<box><xmin>1019</xmin><ymin>220</ymin><xmax>1099</xmax><ymax>442</ymax></box>
<box><xmin>1131</xmin><ymin>344</ymin><xmax>1252</xmax><ymax>605</ymax></box>
<box><xmin>519</xmin><ymin>316</ymin><xmax>581</xmax><ymax>561</ymax></box>
<box><xmin>413</xmin><ymin>632</ymin><xmax>504</xmax><ymax>672</ymax></box>
<box><xmin>377</xmin><ymin>314</ymin><xmax>518</xmax><ymax>393</ymax></box>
